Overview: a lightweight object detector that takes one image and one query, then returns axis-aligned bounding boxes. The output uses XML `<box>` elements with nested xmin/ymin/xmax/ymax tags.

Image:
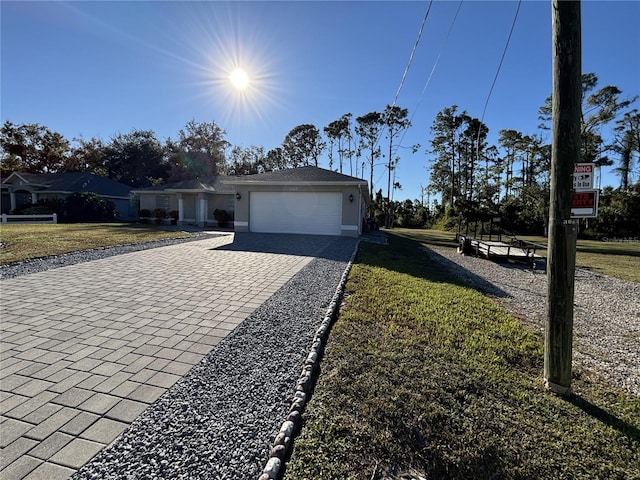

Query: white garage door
<box><xmin>249</xmin><ymin>191</ymin><xmax>342</xmax><ymax>235</ymax></box>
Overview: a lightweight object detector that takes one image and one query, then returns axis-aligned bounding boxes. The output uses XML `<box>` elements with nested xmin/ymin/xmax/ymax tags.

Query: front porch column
<box><xmin>198</xmin><ymin>193</ymin><xmax>207</xmax><ymax>226</ymax></box>
<box><xmin>30</xmin><ymin>191</ymin><xmax>37</xmax><ymax>204</ymax></box>
<box><xmin>177</xmin><ymin>193</ymin><xmax>184</xmax><ymax>226</ymax></box>
<box><xmin>9</xmin><ymin>191</ymin><xmax>16</xmax><ymax>211</ymax></box>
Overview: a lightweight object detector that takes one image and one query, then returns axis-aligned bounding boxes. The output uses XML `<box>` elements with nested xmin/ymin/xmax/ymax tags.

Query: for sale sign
<box><xmin>573</xmin><ymin>163</ymin><xmax>594</xmax><ymax>191</ymax></box>
<box><xmin>571</xmin><ymin>189</ymin><xmax>599</xmax><ymax>218</ymax></box>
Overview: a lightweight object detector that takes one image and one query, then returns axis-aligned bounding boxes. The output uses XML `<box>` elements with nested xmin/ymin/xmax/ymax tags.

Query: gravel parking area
<box><xmin>422</xmin><ymin>247</ymin><xmax>640</xmax><ymax>397</ymax></box>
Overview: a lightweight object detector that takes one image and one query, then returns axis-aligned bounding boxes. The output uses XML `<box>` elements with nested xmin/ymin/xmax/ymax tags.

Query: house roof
<box><xmin>227</xmin><ymin>166</ymin><xmax>368</xmax><ymax>185</ymax></box>
<box><xmin>132</xmin><ymin>167</ymin><xmax>369</xmax><ymax>198</ymax></box>
<box><xmin>132</xmin><ymin>177</ymin><xmax>234</xmax><ymax>194</ymax></box>
<box><xmin>2</xmin><ymin>172</ymin><xmax>132</xmax><ymax>198</ymax></box>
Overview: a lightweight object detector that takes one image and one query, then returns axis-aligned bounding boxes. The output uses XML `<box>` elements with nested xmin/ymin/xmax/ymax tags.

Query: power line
<box><xmin>383</xmin><ymin>1</ymin><xmax>463</xmax><ymax>200</ymax></box>
<box><xmin>476</xmin><ymin>0</ymin><xmax>522</xmax><ymax>158</ymax></box>
<box><xmin>382</xmin><ymin>0</ymin><xmax>434</xmax><ymax>147</ymax></box>
<box><xmin>397</xmin><ymin>0</ymin><xmax>464</xmax><ymax>157</ymax></box>
<box><xmin>479</xmin><ymin>0</ymin><xmax>522</xmax><ymax>124</ymax></box>
<box><xmin>392</xmin><ymin>0</ymin><xmax>434</xmax><ymax>107</ymax></box>
<box><xmin>373</xmin><ymin>0</ymin><xmax>435</xmax><ymax>184</ymax></box>
<box><xmin>409</xmin><ymin>0</ymin><xmax>464</xmax><ymax>127</ymax></box>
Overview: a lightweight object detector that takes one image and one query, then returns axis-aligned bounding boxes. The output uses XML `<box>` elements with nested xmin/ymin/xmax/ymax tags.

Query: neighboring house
<box><xmin>0</xmin><ymin>172</ymin><xmax>134</xmax><ymax>219</ymax></box>
<box><xmin>134</xmin><ymin>166</ymin><xmax>370</xmax><ymax>237</ymax></box>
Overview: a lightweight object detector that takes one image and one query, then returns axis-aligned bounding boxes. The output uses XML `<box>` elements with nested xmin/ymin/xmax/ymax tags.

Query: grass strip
<box><xmin>0</xmin><ymin>223</ymin><xmax>192</xmax><ymax>265</ymax></box>
<box><xmin>284</xmin><ymin>233</ymin><xmax>639</xmax><ymax>480</ymax></box>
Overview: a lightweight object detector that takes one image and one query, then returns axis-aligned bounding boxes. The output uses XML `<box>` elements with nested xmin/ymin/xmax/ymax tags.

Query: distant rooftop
<box><xmin>2</xmin><ymin>172</ymin><xmax>132</xmax><ymax>197</ymax></box>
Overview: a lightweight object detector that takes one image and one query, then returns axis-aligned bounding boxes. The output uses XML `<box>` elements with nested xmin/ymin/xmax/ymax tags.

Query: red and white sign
<box><xmin>573</xmin><ymin>163</ymin><xmax>593</xmax><ymax>174</ymax></box>
<box><xmin>573</xmin><ymin>163</ymin><xmax>595</xmax><ymax>191</ymax></box>
<box><xmin>571</xmin><ymin>189</ymin><xmax>599</xmax><ymax>218</ymax></box>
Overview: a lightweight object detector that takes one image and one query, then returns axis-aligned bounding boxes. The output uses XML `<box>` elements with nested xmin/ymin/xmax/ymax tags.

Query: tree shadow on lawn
<box><xmin>420</xmin><ymin>247</ymin><xmax>521</xmax><ymax>300</ymax></box>
<box><xmin>568</xmin><ymin>394</ymin><xmax>640</xmax><ymax>443</ymax></box>
<box><xmin>359</xmin><ymin>233</ymin><xmax>514</xmax><ymax>300</ymax></box>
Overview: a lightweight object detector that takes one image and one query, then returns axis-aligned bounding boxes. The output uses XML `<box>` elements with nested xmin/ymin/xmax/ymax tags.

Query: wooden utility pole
<box><xmin>544</xmin><ymin>0</ymin><xmax>581</xmax><ymax>396</ymax></box>
<box><xmin>386</xmin><ymin>137</ymin><xmax>393</xmax><ymax>229</ymax></box>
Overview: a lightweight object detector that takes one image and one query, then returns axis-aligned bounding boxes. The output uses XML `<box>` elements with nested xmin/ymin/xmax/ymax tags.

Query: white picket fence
<box><xmin>1</xmin><ymin>214</ymin><xmax>58</xmax><ymax>224</ymax></box>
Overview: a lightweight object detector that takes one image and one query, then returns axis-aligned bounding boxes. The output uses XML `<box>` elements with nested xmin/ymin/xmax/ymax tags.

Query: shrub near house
<box><xmin>63</xmin><ymin>192</ymin><xmax>118</xmax><ymax>223</ymax></box>
<box><xmin>1</xmin><ymin>172</ymin><xmax>134</xmax><ymax>220</ymax></box>
<box><xmin>139</xmin><ymin>209</ymin><xmax>152</xmax><ymax>223</ymax></box>
<box><xmin>11</xmin><ymin>198</ymin><xmax>64</xmax><ymax>216</ymax></box>
<box><xmin>152</xmin><ymin>208</ymin><xmax>166</xmax><ymax>224</ymax></box>
<box><xmin>11</xmin><ymin>192</ymin><xmax>117</xmax><ymax>223</ymax></box>
<box><xmin>214</xmin><ymin>209</ymin><xmax>229</xmax><ymax>227</ymax></box>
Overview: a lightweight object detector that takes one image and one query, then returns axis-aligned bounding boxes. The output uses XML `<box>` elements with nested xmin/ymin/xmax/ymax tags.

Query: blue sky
<box><xmin>2</xmin><ymin>1</ymin><xmax>639</xmax><ymax>203</ymax></box>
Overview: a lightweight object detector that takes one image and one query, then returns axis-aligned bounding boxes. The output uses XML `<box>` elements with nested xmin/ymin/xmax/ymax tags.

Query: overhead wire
<box><xmin>399</xmin><ymin>0</ymin><xmax>464</xmax><ymax>152</ymax></box>
<box><xmin>392</xmin><ymin>0</ymin><xmax>434</xmax><ymax>108</ymax></box>
<box><xmin>373</xmin><ymin>0</ymin><xmax>520</xmax><ymax>198</ymax></box>
<box><xmin>374</xmin><ymin>0</ymin><xmax>434</xmax><ymax>196</ymax></box>
<box><xmin>475</xmin><ymin>0</ymin><xmax>522</xmax><ymax>160</ymax></box>
<box><xmin>409</xmin><ymin>0</ymin><xmax>463</xmax><ymax>126</ymax></box>
<box><xmin>386</xmin><ymin>0</ymin><xmax>463</xmax><ymax>201</ymax></box>
<box><xmin>374</xmin><ymin>0</ymin><xmax>434</xmax><ymax>150</ymax></box>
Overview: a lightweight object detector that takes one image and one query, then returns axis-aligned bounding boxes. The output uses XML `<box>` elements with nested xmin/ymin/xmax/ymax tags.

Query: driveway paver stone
<box><xmin>0</xmin><ymin>233</ymin><xmax>332</xmax><ymax>479</ymax></box>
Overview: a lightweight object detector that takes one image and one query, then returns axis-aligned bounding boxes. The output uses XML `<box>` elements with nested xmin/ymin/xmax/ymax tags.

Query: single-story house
<box><xmin>134</xmin><ymin>166</ymin><xmax>370</xmax><ymax>237</ymax></box>
<box><xmin>1</xmin><ymin>172</ymin><xmax>135</xmax><ymax>219</ymax></box>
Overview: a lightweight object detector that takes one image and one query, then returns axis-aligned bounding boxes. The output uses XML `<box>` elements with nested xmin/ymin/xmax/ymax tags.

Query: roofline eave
<box><xmin>165</xmin><ymin>188</ymin><xmax>233</xmax><ymax>194</ymax></box>
<box><xmin>227</xmin><ymin>180</ymin><xmax>368</xmax><ymax>186</ymax></box>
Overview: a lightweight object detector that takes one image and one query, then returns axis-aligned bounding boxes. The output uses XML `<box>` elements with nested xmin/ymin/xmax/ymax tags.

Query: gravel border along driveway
<box><xmin>422</xmin><ymin>246</ymin><xmax>640</xmax><ymax>397</ymax></box>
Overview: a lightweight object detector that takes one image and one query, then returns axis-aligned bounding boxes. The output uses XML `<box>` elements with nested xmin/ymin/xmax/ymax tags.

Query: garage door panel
<box><xmin>250</xmin><ymin>192</ymin><xmax>342</xmax><ymax>235</ymax></box>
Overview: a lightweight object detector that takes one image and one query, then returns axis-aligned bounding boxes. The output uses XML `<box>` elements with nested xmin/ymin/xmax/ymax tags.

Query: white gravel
<box><xmin>421</xmin><ymin>246</ymin><xmax>640</xmax><ymax>397</ymax></box>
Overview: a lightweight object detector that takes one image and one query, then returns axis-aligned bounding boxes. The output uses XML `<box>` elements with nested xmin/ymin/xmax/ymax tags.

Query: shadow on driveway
<box><xmin>212</xmin><ymin>232</ymin><xmax>358</xmax><ymax>260</ymax></box>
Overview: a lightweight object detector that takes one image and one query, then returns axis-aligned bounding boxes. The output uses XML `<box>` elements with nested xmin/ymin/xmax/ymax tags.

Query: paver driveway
<box><xmin>0</xmin><ymin>233</ymin><xmax>336</xmax><ymax>480</ymax></box>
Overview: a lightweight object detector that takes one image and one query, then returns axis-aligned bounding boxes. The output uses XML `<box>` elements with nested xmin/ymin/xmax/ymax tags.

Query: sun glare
<box><xmin>182</xmin><ymin>8</ymin><xmax>286</xmax><ymax>134</ymax></box>
<box><xmin>230</xmin><ymin>68</ymin><xmax>249</xmax><ymax>90</ymax></box>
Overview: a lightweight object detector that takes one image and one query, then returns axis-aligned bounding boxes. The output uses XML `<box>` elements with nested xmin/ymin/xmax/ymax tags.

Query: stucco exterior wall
<box><xmin>181</xmin><ymin>194</ymin><xmax>197</xmax><ymax>223</ymax></box>
<box><xmin>209</xmin><ymin>195</ymin><xmax>234</xmax><ymax>219</ymax></box>
<box><xmin>139</xmin><ymin>194</ymin><xmax>159</xmax><ymax>213</ymax></box>
<box><xmin>233</xmin><ymin>184</ymin><xmax>365</xmax><ymax>237</ymax></box>
<box><xmin>184</xmin><ymin>193</ymin><xmax>233</xmax><ymax>224</ymax></box>
<box><xmin>138</xmin><ymin>195</ymin><xmax>182</xmax><ymax>213</ymax></box>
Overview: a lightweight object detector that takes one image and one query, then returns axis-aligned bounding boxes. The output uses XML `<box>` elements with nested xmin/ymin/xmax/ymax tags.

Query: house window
<box><xmin>155</xmin><ymin>195</ymin><xmax>170</xmax><ymax>212</ymax></box>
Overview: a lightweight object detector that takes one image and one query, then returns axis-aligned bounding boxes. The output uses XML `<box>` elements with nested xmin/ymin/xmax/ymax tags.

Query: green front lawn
<box><xmin>284</xmin><ymin>233</ymin><xmax>639</xmax><ymax>480</ymax></box>
<box><xmin>0</xmin><ymin>223</ymin><xmax>192</xmax><ymax>265</ymax></box>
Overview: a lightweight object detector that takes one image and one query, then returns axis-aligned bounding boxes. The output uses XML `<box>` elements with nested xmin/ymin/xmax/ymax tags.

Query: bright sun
<box><xmin>229</xmin><ymin>68</ymin><xmax>249</xmax><ymax>90</ymax></box>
